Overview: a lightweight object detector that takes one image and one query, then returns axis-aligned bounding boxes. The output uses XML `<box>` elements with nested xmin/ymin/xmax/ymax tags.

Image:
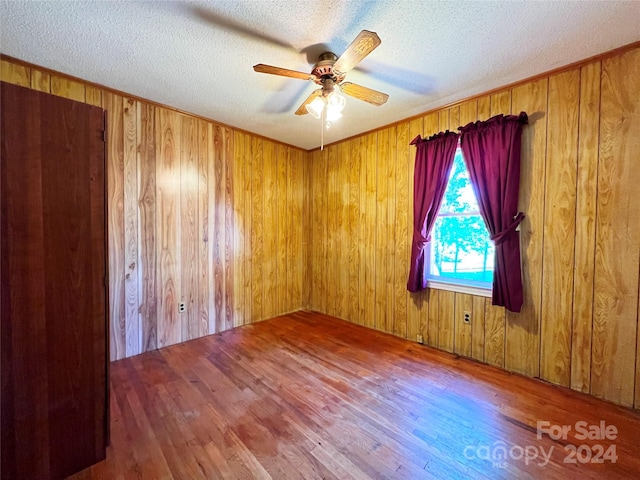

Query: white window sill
<box><xmin>426</xmin><ymin>279</ymin><xmax>492</xmax><ymax>298</ymax></box>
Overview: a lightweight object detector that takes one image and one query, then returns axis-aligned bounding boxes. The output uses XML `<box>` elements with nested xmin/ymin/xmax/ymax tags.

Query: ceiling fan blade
<box><xmin>190</xmin><ymin>6</ymin><xmax>293</xmax><ymax>51</ymax></box>
<box><xmin>333</xmin><ymin>30</ymin><xmax>381</xmax><ymax>74</ymax></box>
<box><xmin>340</xmin><ymin>82</ymin><xmax>389</xmax><ymax>106</ymax></box>
<box><xmin>295</xmin><ymin>89</ymin><xmax>322</xmax><ymax>115</ymax></box>
<box><xmin>253</xmin><ymin>64</ymin><xmax>314</xmax><ymax>81</ymax></box>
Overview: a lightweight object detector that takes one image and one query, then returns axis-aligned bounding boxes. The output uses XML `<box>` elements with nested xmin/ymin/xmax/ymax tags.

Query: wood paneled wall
<box><xmin>3</xmin><ymin>45</ymin><xmax>639</xmax><ymax>411</ymax></box>
<box><xmin>1</xmin><ymin>58</ymin><xmax>310</xmax><ymax>361</ymax></box>
<box><xmin>309</xmin><ymin>46</ymin><xmax>640</xmax><ymax>410</ymax></box>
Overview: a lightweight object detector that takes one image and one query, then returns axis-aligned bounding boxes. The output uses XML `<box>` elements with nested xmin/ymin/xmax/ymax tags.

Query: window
<box><xmin>426</xmin><ymin>147</ymin><xmax>494</xmax><ymax>296</ymax></box>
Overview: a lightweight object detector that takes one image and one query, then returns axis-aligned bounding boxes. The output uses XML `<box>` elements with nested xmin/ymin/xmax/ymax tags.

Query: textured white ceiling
<box><xmin>1</xmin><ymin>0</ymin><xmax>639</xmax><ymax>150</ymax></box>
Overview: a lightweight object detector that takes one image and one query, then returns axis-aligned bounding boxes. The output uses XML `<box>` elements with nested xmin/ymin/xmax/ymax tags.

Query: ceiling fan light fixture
<box><xmin>306</xmin><ymin>96</ymin><xmax>326</xmax><ymax>119</ymax></box>
<box><xmin>325</xmin><ymin>108</ymin><xmax>343</xmax><ymax>123</ymax></box>
<box><xmin>327</xmin><ymin>92</ymin><xmax>346</xmax><ymax>112</ymax></box>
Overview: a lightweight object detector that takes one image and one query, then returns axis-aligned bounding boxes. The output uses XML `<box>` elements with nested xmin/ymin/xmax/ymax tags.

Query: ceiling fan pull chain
<box><xmin>321</xmin><ymin>107</ymin><xmax>325</xmax><ymax>150</ymax></box>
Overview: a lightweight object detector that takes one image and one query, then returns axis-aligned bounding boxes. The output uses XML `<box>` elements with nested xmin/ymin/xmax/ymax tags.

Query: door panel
<box><xmin>1</xmin><ymin>81</ymin><xmax>107</xmax><ymax>480</ymax></box>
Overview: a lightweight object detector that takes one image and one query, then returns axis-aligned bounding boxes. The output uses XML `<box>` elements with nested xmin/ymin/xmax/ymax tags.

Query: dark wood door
<box><xmin>1</xmin><ymin>82</ymin><xmax>108</xmax><ymax>480</ymax></box>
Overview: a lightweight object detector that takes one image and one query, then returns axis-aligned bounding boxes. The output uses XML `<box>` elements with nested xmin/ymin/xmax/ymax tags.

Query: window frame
<box><xmin>425</xmin><ymin>147</ymin><xmax>493</xmax><ymax>297</ymax></box>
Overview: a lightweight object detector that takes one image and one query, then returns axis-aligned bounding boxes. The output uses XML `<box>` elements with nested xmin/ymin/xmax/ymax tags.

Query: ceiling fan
<box><xmin>253</xmin><ymin>30</ymin><xmax>389</xmax><ymax>117</ymax></box>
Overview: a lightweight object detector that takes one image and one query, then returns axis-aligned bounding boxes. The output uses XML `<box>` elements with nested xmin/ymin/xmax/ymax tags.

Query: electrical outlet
<box><xmin>179</xmin><ymin>302</ymin><xmax>186</xmax><ymax>313</ymax></box>
<box><xmin>463</xmin><ymin>311</ymin><xmax>471</xmax><ymax>324</ymax></box>
<box><xmin>417</xmin><ymin>334</ymin><xmax>424</xmax><ymax>344</ymax></box>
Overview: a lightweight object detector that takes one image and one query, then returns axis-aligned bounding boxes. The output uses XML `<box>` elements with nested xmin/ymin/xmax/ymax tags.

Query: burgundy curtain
<box><xmin>459</xmin><ymin>112</ymin><xmax>528</xmax><ymax>312</ymax></box>
<box><xmin>407</xmin><ymin>131</ymin><xmax>460</xmax><ymax>292</ymax></box>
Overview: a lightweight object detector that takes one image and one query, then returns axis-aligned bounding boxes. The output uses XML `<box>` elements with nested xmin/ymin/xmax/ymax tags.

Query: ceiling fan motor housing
<box><xmin>312</xmin><ymin>52</ymin><xmax>345</xmax><ymax>86</ymax></box>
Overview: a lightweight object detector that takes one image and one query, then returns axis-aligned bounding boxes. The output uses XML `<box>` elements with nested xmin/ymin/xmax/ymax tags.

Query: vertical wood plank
<box><xmin>0</xmin><ymin>58</ymin><xmax>30</xmax><ymax>86</ymax></box>
<box><xmin>394</xmin><ymin>122</ymin><xmax>409</xmax><ymax>339</ymax></box>
<box><xmin>477</xmin><ymin>96</ymin><xmax>491</xmax><ymax>121</ymax></box>
<box><xmin>459</xmin><ymin>99</ymin><xmax>477</xmax><ymax>129</ymax></box>
<box><xmin>571</xmin><ymin>61</ymin><xmax>601</xmax><ymax>393</ymax></box>
<box><xmin>347</xmin><ymin>139</ymin><xmax>361</xmax><ymax>324</ymax></box>
<box><xmin>30</xmin><ymin>69</ymin><xmax>50</xmax><ymax>93</ymax></box>
<box><xmin>223</xmin><ymin>127</ymin><xmax>234</xmax><ymax>328</ymax></box>
<box><xmin>427</xmin><ymin>289</ymin><xmax>439</xmax><ymax>346</ymax></box>
<box><xmin>592</xmin><ymin>48</ymin><xmax>640</xmax><ymax>407</ymax></box>
<box><xmin>309</xmin><ymin>149</ymin><xmax>319</xmax><ymax>310</ymax></box>
<box><xmin>507</xmin><ymin>81</ymin><xmax>547</xmax><ymax>377</ymax></box>
<box><xmin>313</xmin><ymin>150</ymin><xmax>329</xmax><ymax>312</ymax></box>
<box><xmin>301</xmin><ymin>149</ymin><xmax>311</xmax><ymax>310</ymax></box>
<box><xmin>484</xmin><ymin>301</ymin><xmax>505</xmax><ymax>368</ymax></box>
<box><xmin>449</xmin><ymin>106</ymin><xmax>460</xmax><ymax>131</ymax></box>
<box><xmin>326</xmin><ymin>145</ymin><xmax>338</xmax><ymax>317</ymax></box>
<box><xmin>137</xmin><ymin>103</ymin><xmax>157</xmax><ymax>352</ymax></box>
<box><xmin>123</xmin><ymin>98</ymin><xmax>140</xmax><ymax>357</ymax></box>
<box><xmin>375</xmin><ymin>128</ymin><xmax>389</xmax><ymax>331</ymax></box>
<box><xmin>251</xmin><ymin>137</ymin><xmax>264</xmax><ymax>322</ymax></box>
<box><xmin>540</xmin><ymin>69</ymin><xmax>580</xmax><ymax>387</ymax></box>
<box><xmin>262</xmin><ymin>141</ymin><xmax>277</xmax><ymax>319</ymax></box>
<box><xmin>213</xmin><ymin>125</ymin><xmax>227</xmax><ymax>331</ymax></box>
<box><xmin>197</xmin><ymin>121</ymin><xmax>211</xmax><ymax>335</ymax></box>
<box><xmin>276</xmin><ymin>145</ymin><xmax>289</xmax><ymax>314</ymax></box>
<box><xmin>336</xmin><ymin>141</ymin><xmax>349</xmax><ymax>319</ymax></box>
<box><xmin>291</xmin><ymin>149</ymin><xmax>304</xmax><ymax>312</ymax></box>
<box><xmin>355</xmin><ymin>137</ymin><xmax>366</xmax><ymax>326</ymax></box>
<box><xmin>242</xmin><ymin>134</ymin><xmax>253</xmax><ymax>324</ymax></box>
<box><xmin>386</xmin><ymin>125</ymin><xmax>397</xmax><ymax>334</ymax></box>
<box><xmin>85</xmin><ymin>86</ymin><xmax>102</xmax><ymax>107</ymax></box>
<box><xmin>156</xmin><ymin>108</ymin><xmax>181</xmax><ymax>348</ymax></box>
<box><xmin>364</xmin><ymin>133</ymin><xmax>377</xmax><ymax>330</ymax></box>
<box><xmin>209</xmin><ymin>124</ymin><xmax>218</xmax><ymax>332</ymax></box>
<box><xmin>232</xmin><ymin>131</ymin><xmax>245</xmax><ymax>327</ymax></box>
<box><xmin>104</xmin><ymin>92</ymin><xmax>126</xmax><ymax>360</ymax></box>
<box><xmin>438</xmin><ymin>110</ymin><xmax>450</xmax><ymax>134</ymax></box>
<box><xmin>180</xmin><ymin>116</ymin><xmax>199</xmax><ymax>341</ymax></box>
<box><xmin>491</xmin><ymin>91</ymin><xmax>511</xmax><ymax>117</ymax></box>
<box><xmin>471</xmin><ymin>295</ymin><xmax>486</xmax><ymax>362</ymax></box>
<box><xmin>287</xmin><ymin>145</ymin><xmax>298</xmax><ymax>313</ymax></box>
<box><xmin>50</xmin><ymin>76</ymin><xmax>85</xmax><ymax>102</ymax></box>
<box><xmin>438</xmin><ymin>291</ymin><xmax>455</xmax><ymax>353</ymax></box>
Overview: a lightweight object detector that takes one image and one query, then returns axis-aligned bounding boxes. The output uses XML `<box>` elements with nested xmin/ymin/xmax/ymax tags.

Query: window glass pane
<box><xmin>439</xmin><ymin>150</ymin><xmax>479</xmax><ymax>214</ymax></box>
<box><xmin>428</xmin><ymin>148</ymin><xmax>495</xmax><ymax>287</ymax></box>
<box><xmin>430</xmin><ymin>214</ymin><xmax>494</xmax><ymax>283</ymax></box>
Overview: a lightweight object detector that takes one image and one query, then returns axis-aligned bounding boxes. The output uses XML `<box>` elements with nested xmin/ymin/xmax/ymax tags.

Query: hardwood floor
<box><xmin>70</xmin><ymin>311</ymin><xmax>640</xmax><ymax>479</ymax></box>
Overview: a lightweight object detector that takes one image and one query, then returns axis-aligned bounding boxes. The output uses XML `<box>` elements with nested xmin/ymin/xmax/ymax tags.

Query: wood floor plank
<box><xmin>70</xmin><ymin>311</ymin><xmax>640</xmax><ymax>480</ymax></box>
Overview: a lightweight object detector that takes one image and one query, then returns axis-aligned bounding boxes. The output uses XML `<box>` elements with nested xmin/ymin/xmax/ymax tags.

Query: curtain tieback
<box><xmin>413</xmin><ymin>231</ymin><xmax>430</xmax><ymax>245</ymax></box>
<box><xmin>490</xmin><ymin>212</ymin><xmax>525</xmax><ymax>245</ymax></box>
